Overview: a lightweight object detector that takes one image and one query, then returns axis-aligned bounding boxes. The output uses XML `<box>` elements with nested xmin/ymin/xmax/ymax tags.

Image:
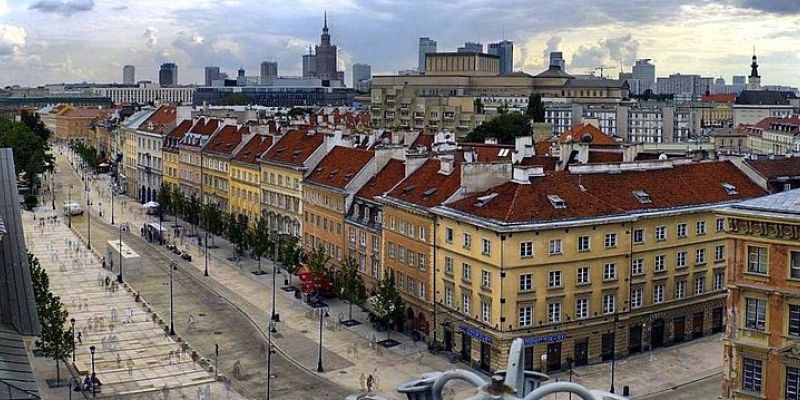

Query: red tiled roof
<box><xmin>138</xmin><ymin>106</ymin><xmax>177</xmax><ymax>135</ymax></box>
<box><xmin>262</xmin><ymin>128</ymin><xmax>325</xmax><ymax>167</ymax></box>
<box><xmin>234</xmin><ymin>134</ymin><xmax>274</xmax><ymax>166</ymax></box>
<box><xmin>357</xmin><ymin>159</ymin><xmax>406</xmax><ymax>198</ymax></box>
<box><xmin>557</xmin><ymin>124</ymin><xmax>617</xmax><ymax>145</ymax></box>
<box><xmin>445</xmin><ymin>161</ymin><xmax>766</xmax><ymax>224</ymax></box>
<box><xmin>62</xmin><ymin>107</ymin><xmax>106</xmax><ymax>119</ymax></box>
<box><xmin>535</xmin><ymin>140</ymin><xmax>553</xmax><ymax>155</ymax></box>
<box><xmin>411</xmin><ymin>134</ymin><xmax>434</xmax><ymax>151</ymax></box>
<box><xmin>746</xmin><ymin>158</ymin><xmax>800</xmax><ymax>179</ymax></box>
<box><xmin>701</xmin><ymin>93</ymin><xmax>736</xmax><ymax>103</ymax></box>
<box><xmin>519</xmin><ymin>155</ymin><xmax>558</xmax><ymax>170</ymax></box>
<box><xmin>459</xmin><ymin>143</ymin><xmax>515</xmax><ymax>163</ymax></box>
<box><xmin>587</xmin><ymin>151</ymin><xmax>623</xmax><ymax>163</ymax></box>
<box><xmin>170</xmin><ymin>120</ymin><xmax>192</xmax><ymax>140</ymax></box>
<box><xmin>189</xmin><ymin>117</ymin><xmax>220</xmax><ymax>136</ymax></box>
<box><xmin>385</xmin><ymin>158</ymin><xmax>462</xmax><ymax>208</ymax></box>
<box><xmin>306</xmin><ymin>146</ymin><xmax>374</xmax><ymax>190</ymax></box>
<box><xmin>205</xmin><ymin>125</ymin><xmax>249</xmax><ymax>156</ymax></box>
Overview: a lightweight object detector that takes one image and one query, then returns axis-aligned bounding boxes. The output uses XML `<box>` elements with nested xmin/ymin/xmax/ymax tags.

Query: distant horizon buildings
<box><xmin>418</xmin><ymin>37</ymin><xmax>437</xmax><ymax>72</ymax></box>
<box><xmin>301</xmin><ymin>13</ymin><xmax>344</xmax><ymax>82</ymax></box>
<box><xmin>457</xmin><ymin>41</ymin><xmax>483</xmax><ymax>53</ymax></box>
<box><xmin>122</xmin><ymin>65</ymin><xmax>135</xmax><ymax>85</ymax></box>
<box><xmin>352</xmin><ymin>63</ymin><xmax>371</xmax><ymax>93</ymax></box>
<box><xmin>260</xmin><ymin>61</ymin><xmax>278</xmax><ymax>84</ymax></box>
<box><xmin>488</xmin><ymin>40</ymin><xmax>514</xmax><ymax>74</ymax></box>
<box><xmin>204</xmin><ymin>66</ymin><xmax>221</xmax><ymax>86</ymax></box>
<box><xmin>159</xmin><ymin>62</ymin><xmax>178</xmax><ymax>87</ymax></box>
<box><xmin>549</xmin><ymin>51</ymin><xmax>566</xmax><ymax>72</ymax></box>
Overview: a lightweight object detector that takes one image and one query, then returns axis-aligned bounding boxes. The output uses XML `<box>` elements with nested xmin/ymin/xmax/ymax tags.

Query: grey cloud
<box><xmin>28</xmin><ymin>0</ymin><xmax>94</xmax><ymax>16</ymax></box>
<box><xmin>737</xmin><ymin>0</ymin><xmax>800</xmax><ymax>14</ymax></box>
<box><xmin>542</xmin><ymin>36</ymin><xmax>562</xmax><ymax>68</ymax></box>
<box><xmin>111</xmin><ymin>6</ymin><xmax>127</xmax><ymax>11</ymax></box>
<box><xmin>571</xmin><ymin>34</ymin><xmax>639</xmax><ymax>70</ymax></box>
<box><xmin>143</xmin><ymin>28</ymin><xmax>158</xmax><ymax>49</ymax></box>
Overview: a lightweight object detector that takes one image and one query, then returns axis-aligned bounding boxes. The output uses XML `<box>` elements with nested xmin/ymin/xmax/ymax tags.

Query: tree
<box><xmin>28</xmin><ymin>252</ymin><xmax>72</xmax><ymax>385</ymax></box>
<box><xmin>158</xmin><ymin>184</ymin><xmax>173</xmax><ymax>217</ymax></box>
<box><xmin>202</xmin><ymin>204</ymin><xmax>223</xmax><ymax>246</ymax></box>
<box><xmin>337</xmin><ymin>256</ymin><xmax>367</xmax><ymax>322</ymax></box>
<box><xmin>20</xmin><ymin>110</ymin><xmax>51</xmax><ymax>142</ymax></box>
<box><xmin>226</xmin><ymin>212</ymin><xmax>247</xmax><ymax>257</ymax></box>
<box><xmin>367</xmin><ymin>270</ymin><xmax>404</xmax><ymax>333</ymax></box>
<box><xmin>278</xmin><ymin>235</ymin><xmax>303</xmax><ymax>286</ymax></box>
<box><xmin>171</xmin><ymin>187</ymin><xmax>185</xmax><ymax>231</ymax></box>
<box><xmin>287</xmin><ymin>107</ymin><xmax>308</xmax><ymax>118</ymax></box>
<box><xmin>220</xmin><ymin>93</ymin><xmax>248</xmax><ymax>106</ymax></box>
<box><xmin>525</xmin><ymin>92</ymin><xmax>545</xmax><ymax>122</ymax></box>
<box><xmin>186</xmin><ymin>194</ymin><xmax>201</xmax><ymax>236</ymax></box>
<box><xmin>464</xmin><ymin>113</ymin><xmax>532</xmax><ymax>144</ymax></box>
<box><xmin>473</xmin><ymin>98</ymin><xmax>484</xmax><ymax>115</ymax></box>
<box><xmin>249</xmin><ymin>216</ymin><xmax>272</xmax><ymax>274</ymax></box>
<box><xmin>305</xmin><ymin>246</ymin><xmax>331</xmax><ymax>297</ymax></box>
<box><xmin>0</xmin><ymin>118</ymin><xmax>54</xmax><ymax>188</ymax></box>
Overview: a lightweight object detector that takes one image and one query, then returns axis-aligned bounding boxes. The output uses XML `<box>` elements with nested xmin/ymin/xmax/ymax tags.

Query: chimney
<box><xmin>513</xmin><ymin>135</ymin><xmax>533</xmax><ymax>163</ymax></box>
<box><xmin>438</xmin><ymin>154</ymin><xmax>455</xmax><ymax>175</ymax></box>
<box><xmin>484</xmin><ymin>137</ymin><xmax>498</xmax><ymax>145</ymax></box>
<box><xmin>374</xmin><ymin>145</ymin><xmax>405</xmax><ymax>172</ymax></box>
<box><xmin>512</xmin><ymin>165</ymin><xmax>545</xmax><ymax>184</ymax></box>
<box><xmin>461</xmin><ymin>162</ymin><xmax>513</xmax><ymax>194</ymax></box>
<box><xmin>325</xmin><ymin>129</ymin><xmax>344</xmax><ymax>152</ymax></box>
<box><xmin>405</xmin><ymin>151</ymin><xmax>428</xmax><ymax>177</ymax></box>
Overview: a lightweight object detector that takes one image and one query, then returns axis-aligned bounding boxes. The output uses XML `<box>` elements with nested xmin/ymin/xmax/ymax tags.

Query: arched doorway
<box><xmin>651</xmin><ymin>318</ymin><xmax>665</xmax><ymax>349</ymax></box>
<box><xmin>140</xmin><ymin>185</ymin><xmax>146</xmax><ymax>203</ymax></box>
<box><xmin>417</xmin><ymin>312</ymin><xmax>428</xmax><ymax>335</ymax></box>
<box><xmin>406</xmin><ymin>307</ymin><xmax>415</xmax><ymax>333</ymax></box>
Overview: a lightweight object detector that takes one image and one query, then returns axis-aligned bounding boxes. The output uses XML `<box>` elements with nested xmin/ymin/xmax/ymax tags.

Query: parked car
<box><xmin>180</xmin><ymin>251</ymin><xmax>192</xmax><ymax>261</ymax></box>
<box><xmin>62</xmin><ymin>203</ymin><xmax>84</xmax><ymax>216</ymax></box>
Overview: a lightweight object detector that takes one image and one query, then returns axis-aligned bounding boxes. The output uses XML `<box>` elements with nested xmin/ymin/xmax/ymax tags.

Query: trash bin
<box><xmin>294</xmin><ymin>290</ymin><xmax>302</xmax><ymax>299</ymax></box>
<box><xmin>623</xmin><ymin>385</ymin><xmax>630</xmax><ymax>396</ymax></box>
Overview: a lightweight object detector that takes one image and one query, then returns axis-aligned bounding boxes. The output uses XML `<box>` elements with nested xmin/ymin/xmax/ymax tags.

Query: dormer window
<box><xmin>475</xmin><ymin>193</ymin><xmax>498</xmax><ymax>207</ymax></box>
<box><xmin>422</xmin><ymin>188</ymin><xmax>437</xmax><ymax>198</ymax></box>
<box><xmin>721</xmin><ymin>183</ymin><xmax>738</xmax><ymax>195</ymax></box>
<box><xmin>633</xmin><ymin>190</ymin><xmax>651</xmax><ymax>204</ymax></box>
<box><xmin>548</xmin><ymin>194</ymin><xmax>566</xmax><ymax>209</ymax></box>
<box><xmin>497</xmin><ymin>148</ymin><xmax>510</xmax><ymax>157</ymax></box>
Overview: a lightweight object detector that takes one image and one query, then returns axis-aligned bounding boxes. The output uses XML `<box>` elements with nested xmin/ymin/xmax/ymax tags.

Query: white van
<box><xmin>62</xmin><ymin>203</ymin><xmax>84</xmax><ymax>216</ymax></box>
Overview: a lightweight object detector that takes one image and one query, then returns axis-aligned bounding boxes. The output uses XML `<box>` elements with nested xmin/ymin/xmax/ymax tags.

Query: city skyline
<box><xmin>0</xmin><ymin>0</ymin><xmax>799</xmax><ymax>87</ymax></box>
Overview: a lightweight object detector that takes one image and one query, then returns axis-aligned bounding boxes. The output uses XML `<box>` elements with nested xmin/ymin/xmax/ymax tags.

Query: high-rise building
<box><xmin>488</xmin><ymin>40</ymin><xmax>513</xmax><ymax>74</ymax></box>
<box><xmin>457</xmin><ymin>41</ymin><xmax>483</xmax><ymax>53</ymax></box>
<box><xmin>300</xmin><ymin>13</ymin><xmax>343</xmax><ymax>82</ymax></box>
<box><xmin>418</xmin><ymin>37</ymin><xmax>437</xmax><ymax>72</ymax></box>
<box><xmin>632</xmin><ymin>59</ymin><xmax>656</xmax><ymax>93</ymax></box>
<box><xmin>204</xmin><ymin>66</ymin><xmax>220</xmax><ymax>86</ymax></box>
<box><xmin>260</xmin><ymin>61</ymin><xmax>278</xmax><ymax>84</ymax></box>
<box><xmin>159</xmin><ymin>63</ymin><xmax>178</xmax><ymax>87</ymax></box>
<box><xmin>352</xmin><ymin>63</ymin><xmax>371</xmax><ymax>84</ymax></box>
<box><xmin>302</xmin><ymin>47</ymin><xmax>317</xmax><ymax>78</ymax></box>
<box><xmin>123</xmin><ymin>65</ymin><xmax>135</xmax><ymax>85</ymax></box>
<box><xmin>549</xmin><ymin>51</ymin><xmax>565</xmax><ymax>72</ymax></box>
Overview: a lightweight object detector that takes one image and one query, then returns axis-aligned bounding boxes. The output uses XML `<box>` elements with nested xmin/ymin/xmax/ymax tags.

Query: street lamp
<box><xmin>117</xmin><ymin>223</ymin><xmax>128</xmax><ymax>283</ymax></box>
<box><xmin>70</xmin><ymin>318</ymin><xmax>76</xmax><ymax>363</ymax></box>
<box><xmin>68</xmin><ymin>185</ymin><xmax>73</xmax><ymax>228</ymax></box>
<box><xmin>267</xmin><ymin>320</ymin><xmax>277</xmax><ymax>400</ymax></box>
<box><xmin>270</xmin><ymin>231</ymin><xmax>281</xmax><ymax>323</ymax></box>
<box><xmin>610</xmin><ymin>311</ymin><xmax>619</xmax><ymax>394</ymax></box>
<box><xmin>316</xmin><ymin>306</ymin><xmax>329</xmax><ymax>373</ymax></box>
<box><xmin>89</xmin><ymin>345</ymin><xmax>96</xmax><ymax>397</ymax></box>
<box><xmin>110</xmin><ymin>183</ymin><xmax>115</xmax><ymax>225</ymax></box>
<box><xmin>169</xmin><ymin>261</ymin><xmax>176</xmax><ymax>335</ymax></box>
<box><xmin>86</xmin><ymin>187</ymin><xmax>91</xmax><ymax>250</ymax></box>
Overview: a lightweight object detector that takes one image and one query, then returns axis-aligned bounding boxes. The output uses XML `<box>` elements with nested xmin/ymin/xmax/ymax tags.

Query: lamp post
<box><xmin>110</xmin><ymin>183</ymin><xmax>115</xmax><ymax>225</ymax></box>
<box><xmin>70</xmin><ymin>318</ymin><xmax>76</xmax><ymax>363</ymax></box>
<box><xmin>610</xmin><ymin>311</ymin><xmax>618</xmax><ymax>394</ymax></box>
<box><xmin>117</xmin><ymin>223</ymin><xmax>127</xmax><ymax>283</ymax></box>
<box><xmin>68</xmin><ymin>185</ymin><xmax>73</xmax><ymax>228</ymax></box>
<box><xmin>89</xmin><ymin>345</ymin><xmax>96</xmax><ymax>397</ymax></box>
<box><xmin>86</xmin><ymin>187</ymin><xmax>91</xmax><ymax>250</ymax></box>
<box><xmin>169</xmin><ymin>261</ymin><xmax>176</xmax><ymax>335</ymax></box>
<box><xmin>316</xmin><ymin>306</ymin><xmax>329</xmax><ymax>373</ymax></box>
<box><xmin>267</xmin><ymin>320</ymin><xmax>277</xmax><ymax>400</ymax></box>
<box><xmin>204</xmin><ymin>227</ymin><xmax>209</xmax><ymax>277</ymax></box>
<box><xmin>270</xmin><ymin>231</ymin><xmax>280</xmax><ymax>322</ymax></box>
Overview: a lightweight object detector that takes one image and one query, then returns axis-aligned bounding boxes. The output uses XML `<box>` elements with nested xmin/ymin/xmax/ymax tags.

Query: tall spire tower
<box><xmin>748</xmin><ymin>48</ymin><xmax>761</xmax><ymax>90</ymax></box>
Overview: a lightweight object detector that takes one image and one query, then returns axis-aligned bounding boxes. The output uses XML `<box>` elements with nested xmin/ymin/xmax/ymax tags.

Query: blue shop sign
<box><xmin>523</xmin><ymin>332</ymin><xmax>567</xmax><ymax>346</ymax></box>
<box><xmin>460</xmin><ymin>325</ymin><xmax>493</xmax><ymax>344</ymax></box>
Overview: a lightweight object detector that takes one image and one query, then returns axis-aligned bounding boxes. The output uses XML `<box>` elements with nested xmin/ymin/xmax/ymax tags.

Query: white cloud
<box><xmin>0</xmin><ymin>23</ymin><xmax>26</xmax><ymax>56</ymax></box>
<box><xmin>143</xmin><ymin>27</ymin><xmax>158</xmax><ymax>48</ymax></box>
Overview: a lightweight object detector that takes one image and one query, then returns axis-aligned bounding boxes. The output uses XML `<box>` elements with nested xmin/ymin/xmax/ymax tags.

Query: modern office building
<box><xmin>193</xmin><ymin>86</ymin><xmax>354</xmax><ymax>107</ymax></box>
<box><xmin>418</xmin><ymin>37</ymin><xmax>438</xmax><ymax>72</ymax></box>
<box><xmin>353</xmin><ymin>63</ymin><xmax>372</xmax><ymax>93</ymax></box>
<box><xmin>488</xmin><ymin>40</ymin><xmax>514</xmax><ymax>75</ymax></box>
<box><xmin>159</xmin><ymin>62</ymin><xmax>178</xmax><ymax>87</ymax></box>
<box><xmin>205</xmin><ymin>66</ymin><xmax>221</xmax><ymax>87</ymax></box>
<box><xmin>458</xmin><ymin>41</ymin><xmax>484</xmax><ymax>53</ymax></box>
<box><xmin>632</xmin><ymin>59</ymin><xmax>655</xmax><ymax>94</ymax></box>
<box><xmin>260</xmin><ymin>61</ymin><xmax>278</xmax><ymax>84</ymax></box>
<box><xmin>123</xmin><ymin>65</ymin><xmax>135</xmax><ymax>85</ymax></box>
<box><xmin>91</xmin><ymin>83</ymin><xmax>195</xmax><ymax>105</ymax></box>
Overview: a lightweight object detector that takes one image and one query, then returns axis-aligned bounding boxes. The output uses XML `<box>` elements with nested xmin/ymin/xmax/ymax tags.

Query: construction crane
<box><xmin>594</xmin><ymin>65</ymin><xmax>616</xmax><ymax>79</ymax></box>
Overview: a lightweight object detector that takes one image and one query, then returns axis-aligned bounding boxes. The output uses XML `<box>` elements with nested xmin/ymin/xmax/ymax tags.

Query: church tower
<box><xmin>748</xmin><ymin>51</ymin><xmax>761</xmax><ymax>90</ymax></box>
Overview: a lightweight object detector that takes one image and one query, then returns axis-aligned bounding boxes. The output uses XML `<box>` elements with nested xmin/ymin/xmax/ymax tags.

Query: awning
<box><xmin>142</xmin><ymin>201</ymin><xmax>159</xmax><ymax>208</ymax></box>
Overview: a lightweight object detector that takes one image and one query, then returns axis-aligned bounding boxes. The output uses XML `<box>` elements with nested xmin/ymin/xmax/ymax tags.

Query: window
<box><xmin>677</xmin><ymin>223</ymin><xmax>687</xmax><ymax>238</ymax></box>
<box><xmin>398</xmin><ymin>221</ymin><xmax>406</xmax><ymax>234</ymax></box>
<box><xmin>696</xmin><ymin>248</ymin><xmax>706</xmax><ymax>264</ymax></box>
<box><xmin>578</xmin><ymin>235</ymin><xmax>591</xmax><ymax>252</ymax></box>
<box><xmin>576</xmin><ymin>298</ymin><xmax>589</xmax><ymax>319</ymax></box>
<box><xmin>655</xmin><ymin>225</ymin><xmax>666</xmax><ymax>241</ymax></box>
<box><xmin>603</xmin><ymin>263</ymin><xmax>617</xmax><ymax>281</ymax></box>
<box><xmin>419</xmin><ymin>282</ymin><xmax>426</xmax><ymax>299</ymax></box>
<box><xmin>696</xmin><ymin>221</ymin><xmax>706</xmax><ymax>235</ymax></box>
<box><xmin>519</xmin><ymin>306</ymin><xmax>533</xmax><ymax>327</ymax></box>
<box><xmin>742</xmin><ymin>358</ymin><xmax>762</xmax><ymax>393</ymax></box>
<box><xmin>463</xmin><ymin>233</ymin><xmax>472</xmax><ymax>249</ymax></box>
<box><xmin>715</xmin><ymin>245</ymin><xmax>726</xmax><ymax>262</ymax></box>
<box><xmin>549</xmin><ymin>239</ymin><xmax>562</xmax><ymax>255</ymax></box>
<box><xmin>548</xmin><ymin>302</ymin><xmax>561</xmax><ymax>323</ymax></box>
<box><xmin>655</xmin><ymin>255</ymin><xmax>666</xmax><ymax>272</ymax></box>
<box><xmin>481</xmin><ymin>270</ymin><xmax>491</xmax><ymax>289</ymax></box>
<box><xmin>388</xmin><ymin>243</ymin><xmax>396</xmax><ymax>259</ymax></box>
<box><xmin>714</xmin><ymin>272</ymin><xmax>725</xmax><ymax>291</ymax></box>
<box><xmin>444</xmin><ymin>287</ymin><xmax>453</xmax><ymax>307</ymax></box>
<box><xmin>418</xmin><ymin>226</ymin><xmax>426</xmax><ymax>241</ymax></box>
<box><xmin>631</xmin><ymin>288</ymin><xmax>643</xmax><ymax>308</ymax></box>
<box><xmin>548</xmin><ymin>270</ymin><xmax>562</xmax><ymax>288</ymax></box>
<box><xmin>418</xmin><ymin>254</ymin><xmax>426</xmax><ymax>270</ymax></box>
<box><xmin>786</xmin><ymin>366</ymin><xmax>800</xmax><ymax>400</ymax></box>
<box><xmin>632</xmin><ymin>258</ymin><xmax>644</xmax><ymax>275</ymax></box>
<box><xmin>604</xmin><ymin>233</ymin><xmax>618</xmax><ymax>248</ymax></box>
<box><xmin>462</xmin><ymin>294</ymin><xmax>471</xmax><ymax>314</ymax></box>
<box><xmin>481</xmin><ymin>238</ymin><xmax>491</xmax><ymax>256</ymax></box>
<box><xmin>676</xmin><ymin>280</ymin><xmax>686</xmax><ymax>299</ymax></box>
<box><xmin>443</xmin><ymin>257</ymin><xmax>454</xmax><ymax>274</ymax></box>
<box><xmin>694</xmin><ymin>276</ymin><xmax>705</xmax><ymax>295</ymax></box>
<box><xmin>481</xmin><ymin>301</ymin><xmax>491</xmax><ymax>323</ymax></box>
<box><xmin>633</xmin><ymin>228</ymin><xmax>645</xmax><ymax>244</ymax></box>
<box><xmin>445</xmin><ymin>227</ymin><xmax>453</xmax><ymax>243</ymax></box>
<box><xmin>576</xmin><ymin>267</ymin><xmax>590</xmax><ymax>284</ymax></box>
<box><xmin>791</xmin><ymin>251</ymin><xmax>800</xmax><ymax>279</ymax></box>
<box><xmin>602</xmin><ymin>293</ymin><xmax>615</xmax><ymax>314</ymax></box>
<box><xmin>653</xmin><ymin>284</ymin><xmax>665</xmax><ymax>303</ymax></box>
<box><xmin>408</xmin><ymin>224</ymin><xmax>415</xmax><ymax>238</ymax></box>
<box><xmin>520</xmin><ymin>241</ymin><xmax>533</xmax><ymax>258</ymax></box>
<box><xmin>398</xmin><ymin>246</ymin><xmax>405</xmax><ymax>261</ymax></box>
<box><xmin>677</xmin><ymin>251</ymin><xmax>687</xmax><ymax>268</ymax></box>
<box><xmin>745</xmin><ymin>298</ymin><xmax>766</xmax><ymax>330</ymax></box>
<box><xmin>462</xmin><ymin>263</ymin><xmax>472</xmax><ymax>281</ymax></box>
<box><xmin>789</xmin><ymin>304</ymin><xmax>800</xmax><ymax>337</ymax></box>
<box><xmin>519</xmin><ymin>274</ymin><xmax>533</xmax><ymax>292</ymax></box>
<box><xmin>716</xmin><ymin>218</ymin><xmax>725</xmax><ymax>232</ymax></box>
<box><xmin>747</xmin><ymin>246</ymin><xmax>767</xmax><ymax>274</ymax></box>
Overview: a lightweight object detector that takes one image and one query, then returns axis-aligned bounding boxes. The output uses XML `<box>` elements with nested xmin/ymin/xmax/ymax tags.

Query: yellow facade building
<box><xmin>230</xmin><ymin>134</ymin><xmax>273</xmax><ymax>224</ymax></box>
<box><xmin>162</xmin><ymin>120</ymin><xmax>191</xmax><ymax>191</ymax></box>
<box><xmin>201</xmin><ymin>124</ymin><xmax>251</xmax><ymax>211</ymax></box>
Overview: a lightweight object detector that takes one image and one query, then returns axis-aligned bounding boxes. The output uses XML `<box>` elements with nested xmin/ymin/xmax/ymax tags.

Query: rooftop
<box><xmin>731</xmin><ymin>188</ymin><xmax>800</xmax><ymax>216</ymax></box>
<box><xmin>384</xmin><ymin>158</ymin><xmax>462</xmax><ymax>208</ymax></box>
<box><xmin>137</xmin><ymin>105</ymin><xmax>177</xmax><ymax>135</ymax></box>
<box><xmin>205</xmin><ymin>124</ymin><xmax>249</xmax><ymax>156</ymax></box>
<box><xmin>306</xmin><ymin>146</ymin><xmax>374</xmax><ymax>190</ymax></box>
<box><xmin>558</xmin><ymin>124</ymin><xmax>618</xmax><ymax>145</ymax></box>
<box><xmin>735</xmin><ymin>90</ymin><xmax>790</xmax><ymax>106</ymax></box>
<box><xmin>357</xmin><ymin>158</ymin><xmax>406</xmax><ymax>198</ymax></box>
<box><xmin>746</xmin><ymin>157</ymin><xmax>800</xmax><ymax>179</ymax></box>
<box><xmin>233</xmin><ymin>134</ymin><xmax>274</xmax><ymax>166</ymax></box>
<box><xmin>261</xmin><ymin>128</ymin><xmax>325</xmax><ymax>167</ymax></box>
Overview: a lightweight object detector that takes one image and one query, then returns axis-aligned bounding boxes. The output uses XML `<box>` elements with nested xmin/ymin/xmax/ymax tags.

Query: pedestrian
<box><xmin>360</xmin><ymin>372</ymin><xmax>367</xmax><ymax>393</ymax></box>
<box><xmin>101</xmin><ymin>257</ymin><xmax>106</xmax><ymax>270</ymax></box>
<box><xmin>126</xmin><ymin>357</ymin><xmax>134</xmax><ymax>375</ymax></box>
<box><xmin>187</xmin><ymin>314</ymin><xmax>196</xmax><ymax>331</ymax></box>
<box><xmin>126</xmin><ymin>307</ymin><xmax>133</xmax><ymax>324</ymax></box>
<box><xmin>110</xmin><ymin>306</ymin><xmax>117</xmax><ymax>322</ymax></box>
<box><xmin>366</xmin><ymin>374</ymin><xmax>374</xmax><ymax>393</ymax></box>
<box><xmin>77</xmin><ymin>331</ymin><xmax>82</xmax><ymax>344</ymax></box>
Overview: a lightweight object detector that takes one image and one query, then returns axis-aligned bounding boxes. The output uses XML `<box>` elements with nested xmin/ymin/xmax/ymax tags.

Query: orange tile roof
<box><xmin>385</xmin><ymin>158</ymin><xmax>462</xmax><ymax>208</ymax></box>
<box><xmin>746</xmin><ymin>158</ymin><xmax>800</xmax><ymax>179</ymax></box>
<box><xmin>411</xmin><ymin>134</ymin><xmax>434</xmax><ymax>151</ymax></box>
<box><xmin>535</xmin><ymin>140</ymin><xmax>554</xmax><ymax>155</ymax></box>
<box><xmin>459</xmin><ymin>143</ymin><xmax>515</xmax><ymax>162</ymax></box>
<box><xmin>444</xmin><ymin>161</ymin><xmax>766</xmax><ymax>224</ymax></box>
<box><xmin>557</xmin><ymin>124</ymin><xmax>617</xmax><ymax>145</ymax></box>
<box><xmin>587</xmin><ymin>151</ymin><xmax>623</xmax><ymax>163</ymax></box>
<box><xmin>519</xmin><ymin>155</ymin><xmax>558</xmax><ymax>170</ymax></box>
<box><xmin>138</xmin><ymin>106</ymin><xmax>177</xmax><ymax>135</ymax></box>
<box><xmin>164</xmin><ymin>119</ymin><xmax>192</xmax><ymax>150</ymax></box>
<box><xmin>357</xmin><ymin>159</ymin><xmax>406</xmax><ymax>198</ymax></box>
<box><xmin>234</xmin><ymin>134</ymin><xmax>274</xmax><ymax>166</ymax></box>
<box><xmin>701</xmin><ymin>93</ymin><xmax>736</xmax><ymax>103</ymax></box>
<box><xmin>262</xmin><ymin>128</ymin><xmax>325</xmax><ymax>167</ymax></box>
<box><xmin>205</xmin><ymin>125</ymin><xmax>249</xmax><ymax>156</ymax></box>
<box><xmin>306</xmin><ymin>146</ymin><xmax>374</xmax><ymax>190</ymax></box>
<box><xmin>189</xmin><ymin>117</ymin><xmax>220</xmax><ymax>136</ymax></box>
<box><xmin>61</xmin><ymin>107</ymin><xmax>106</xmax><ymax>119</ymax></box>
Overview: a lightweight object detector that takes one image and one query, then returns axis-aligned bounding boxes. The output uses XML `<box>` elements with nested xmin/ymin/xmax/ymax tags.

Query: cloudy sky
<box><xmin>1</xmin><ymin>0</ymin><xmax>799</xmax><ymax>87</ymax></box>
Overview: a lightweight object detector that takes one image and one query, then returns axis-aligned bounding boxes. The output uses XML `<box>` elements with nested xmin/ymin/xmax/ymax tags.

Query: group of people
<box><xmin>75</xmin><ymin>373</ymin><xmax>102</xmax><ymax>393</ymax></box>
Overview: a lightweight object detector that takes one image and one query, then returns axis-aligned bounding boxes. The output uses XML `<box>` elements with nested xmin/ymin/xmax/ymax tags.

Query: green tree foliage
<box><xmin>525</xmin><ymin>92</ymin><xmax>545</xmax><ymax>122</ymax></box>
<box><xmin>473</xmin><ymin>98</ymin><xmax>484</xmax><ymax>114</ymax></box>
<box><xmin>464</xmin><ymin>113</ymin><xmax>532</xmax><ymax>144</ymax></box>
<box><xmin>20</xmin><ymin>110</ymin><xmax>51</xmax><ymax>142</ymax></box>
<box><xmin>158</xmin><ymin>184</ymin><xmax>172</xmax><ymax>216</ymax></box>
<box><xmin>72</xmin><ymin>141</ymin><xmax>99</xmax><ymax>169</ymax></box>
<box><xmin>0</xmin><ymin>117</ymin><xmax>54</xmax><ymax>187</ymax></box>
<box><xmin>367</xmin><ymin>270</ymin><xmax>404</xmax><ymax>329</ymax></box>
<box><xmin>278</xmin><ymin>235</ymin><xmax>303</xmax><ymax>286</ymax></box>
<box><xmin>306</xmin><ymin>245</ymin><xmax>331</xmax><ymax>277</ymax></box>
<box><xmin>226</xmin><ymin>212</ymin><xmax>247</xmax><ymax>256</ymax></box>
<box><xmin>337</xmin><ymin>257</ymin><xmax>367</xmax><ymax>321</ymax></box>
<box><xmin>28</xmin><ymin>252</ymin><xmax>72</xmax><ymax>384</ymax></box>
<box><xmin>249</xmin><ymin>216</ymin><xmax>272</xmax><ymax>273</ymax></box>
<box><xmin>220</xmin><ymin>93</ymin><xmax>248</xmax><ymax>106</ymax></box>
<box><xmin>186</xmin><ymin>194</ymin><xmax>201</xmax><ymax>236</ymax></box>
